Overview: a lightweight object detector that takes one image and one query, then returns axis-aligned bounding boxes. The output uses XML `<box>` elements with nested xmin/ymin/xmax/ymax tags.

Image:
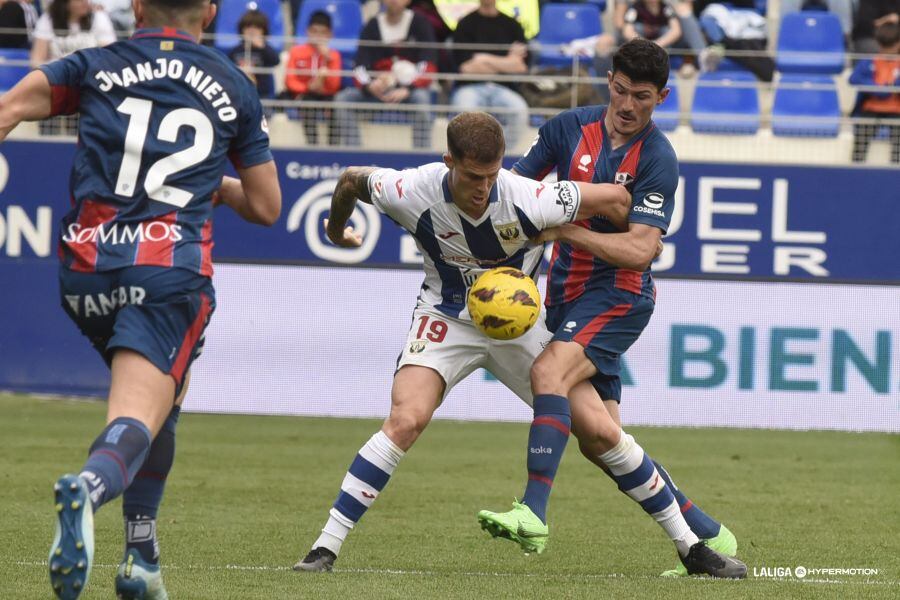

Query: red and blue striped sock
<box><xmin>122</xmin><ymin>406</ymin><xmax>181</xmax><ymax>564</ymax></box>
<box><xmin>521</xmin><ymin>394</ymin><xmax>571</xmax><ymax>524</ymax></box>
<box><xmin>80</xmin><ymin>417</ymin><xmax>152</xmax><ymax>512</ymax></box>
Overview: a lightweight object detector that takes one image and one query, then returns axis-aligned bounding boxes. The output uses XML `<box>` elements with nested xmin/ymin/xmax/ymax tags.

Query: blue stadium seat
<box><xmin>772</xmin><ymin>74</ymin><xmax>840</xmax><ymax>137</ymax></box>
<box><xmin>581</xmin><ymin>0</ymin><xmax>607</xmax><ymax>10</ymax></box>
<box><xmin>654</xmin><ymin>73</ymin><xmax>679</xmax><ymax>132</ymax></box>
<box><xmin>776</xmin><ymin>11</ymin><xmax>844</xmax><ymax>74</ymax></box>
<box><xmin>0</xmin><ymin>49</ymin><xmax>30</xmax><ymax>92</ymax></box>
<box><xmin>295</xmin><ymin>0</ymin><xmax>363</xmax><ymax>59</ymax></box>
<box><xmin>536</xmin><ymin>4</ymin><xmax>602</xmax><ymax>67</ymax></box>
<box><xmin>215</xmin><ymin>0</ymin><xmax>286</xmax><ymax>51</ymax></box>
<box><xmin>691</xmin><ymin>71</ymin><xmax>759</xmax><ymax>134</ymax></box>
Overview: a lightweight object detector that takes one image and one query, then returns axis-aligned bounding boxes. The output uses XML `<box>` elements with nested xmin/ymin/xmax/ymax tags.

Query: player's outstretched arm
<box><xmin>542</xmin><ymin>221</ymin><xmax>662</xmax><ymax>271</ymax></box>
<box><xmin>573</xmin><ymin>182</ymin><xmax>631</xmax><ymax>230</ymax></box>
<box><xmin>0</xmin><ymin>70</ymin><xmax>53</xmax><ymax>143</ymax></box>
<box><xmin>325</xmin><ymin>166</ymin><xmax>377</xmax><ymax>248</ymax></box>
<box><xmin>217</xmin><ymin>161</ymin><xmax>282</xmax><ymax>226</ymax></box>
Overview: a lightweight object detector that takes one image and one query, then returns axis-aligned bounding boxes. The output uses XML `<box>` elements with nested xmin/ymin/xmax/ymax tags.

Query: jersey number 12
<box><xmin>114</xmin><ymin>97</ymin><xmax>214</xmax><ymax>208</ymax></box>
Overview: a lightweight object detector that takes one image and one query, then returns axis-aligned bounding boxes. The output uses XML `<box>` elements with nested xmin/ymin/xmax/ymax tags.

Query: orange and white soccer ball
<box><xmin>467</xmin><ymin>267</ymin><xmax>541</xmax><ymax>340</ymax></box>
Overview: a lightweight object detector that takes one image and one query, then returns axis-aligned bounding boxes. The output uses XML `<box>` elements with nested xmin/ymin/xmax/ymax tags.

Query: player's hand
<box><xmin>532</xmin><ymin>225</ymin><xmax>564</xmax><ymax>244</ymax></box>
<box><xmin>324</xmin><ymin>218</ymin><xmax>363</xmax><ymax>247</ymax></box>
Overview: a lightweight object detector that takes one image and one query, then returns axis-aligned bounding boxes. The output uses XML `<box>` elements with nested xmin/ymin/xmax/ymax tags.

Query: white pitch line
<box><xmin>8</xmin><ymin>561</ymin><xmax>899</xmax><ymax>586</ymax></box>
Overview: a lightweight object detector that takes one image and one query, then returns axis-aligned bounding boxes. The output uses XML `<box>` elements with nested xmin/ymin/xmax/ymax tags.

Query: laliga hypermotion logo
<box><xmin>286</xmin><ymin>179</ymin><xmax>381</xmax><ymax>264</ymax></box>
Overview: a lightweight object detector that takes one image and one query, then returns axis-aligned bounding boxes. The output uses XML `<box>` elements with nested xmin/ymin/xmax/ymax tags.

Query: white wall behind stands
<box><xmin>186</xmin><ymin>264</ymin><xmax>900</xmax><ymax>433</ymax></box>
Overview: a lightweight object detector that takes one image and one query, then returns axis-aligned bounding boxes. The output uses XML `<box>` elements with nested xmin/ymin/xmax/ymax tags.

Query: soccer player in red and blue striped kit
<box><xmin>0</xmin><ymin>0</ymin><xmax>281</xmax><ymax>597</ymax></box>
<box><xmin>478</xmin><ymin>38</ymin><xmax>747</xmax><ymax>578</ymax></box>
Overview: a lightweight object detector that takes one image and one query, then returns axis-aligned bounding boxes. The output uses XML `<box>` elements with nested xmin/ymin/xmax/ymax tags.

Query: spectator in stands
<box><xmin>623</xmin><ymin>0</ymin><xmax>707</xmax><ymax>64</ymax></box>
<box><xmin>30</xmin><ymin>0</ymin><xmax>116</xmax><ymax>65</ymax></box>
<box><xmin>92</xmin><ymin>0</ymin><xmax>135</xmax><ymax>34</ymax></box>
<box><xmin>433</xmin><ymin>0</ymin><xmax>539</xmax><ymax>40</ymax></box>
<box><xmin>451</xmin><ymin>0</ymin><xmax>528</xmax><ymax>146</ymax></box>
<box><xmin>691</xmin><ymin>0</ymin><xmax>756</xmax><ymax>14</ymax></box>
<box><xmin>780</xmin><ymin>1</ymin><xmax>853</xmax><ymax>38</ymax></box>
<box><xmin>697</xmin><ymin>2</ymin><xmax>773</xmax><ymax>81</ymax></box>
<box><xmin>284</xmin><ymin>10</ymin><xmax>342</xmax><ymax>145</ymax></box>
<box><xmin>0</xmin><ymin>0</ymin><xmax>37</xmax><ymax>49</ymax></box>
<box><xmin>852</xmin><ymin>0</ymin><xmax>900</xmax><ymax>55</ymax></box>
<box><xmin>849</xmin><ymin>22</ymin><xmax>900</xmax><ymax>163</ymax></box>
<box><xmin>334</xmin><ymin>0</ymin><xmax>437</xmax><ymax>148</ymax></box>
<box><xmin>228</xmin><ymin>9</ymin><xmax>280</xmax><ymax>102</ymax></box>
<box><xmin>285</xmin><ymin>0</ymin><xmax>302</xmax><ymax>35</ymax></box>
<box><xmin>411</xmin><ymin>0</ymin><xmax>451</xmax><ymax>41</ymax></box>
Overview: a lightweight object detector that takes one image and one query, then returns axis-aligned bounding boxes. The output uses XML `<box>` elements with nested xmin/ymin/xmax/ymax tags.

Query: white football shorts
<box><xmin>396</xmin><ymin>302</ymin><xmax>552</xmax><ymax>406</ymax></box>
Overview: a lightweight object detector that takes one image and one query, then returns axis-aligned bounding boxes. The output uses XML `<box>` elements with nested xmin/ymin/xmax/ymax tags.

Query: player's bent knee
<box><xmin>530</xmin><ymin>353</ymin><xmax>566</xmax><ymax>394</ymax></box>
<box><xmin>382</xmin><ymin>410</ymin><xmax>430</xmax><ymax>450</ymax></box>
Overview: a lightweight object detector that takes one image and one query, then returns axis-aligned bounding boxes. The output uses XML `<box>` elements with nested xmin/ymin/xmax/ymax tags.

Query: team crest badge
<box><xmin>615</xmin><ymin>171</ymin><xmax>634</xmax><ymax>186</ymax></box>
<box><xmin>408</xmin><ymin>340</ymin><xmax>427</xmax><ymax>354</ymax></box>
<box><xmin>160</xmin><ymin>41</ymin><xmax>174</xmax><ymax>51</ymax></box>
<box><xmin>494</xmin><ymin>222</ymin><xmax>521</xmax><ymax>241</ymax></box>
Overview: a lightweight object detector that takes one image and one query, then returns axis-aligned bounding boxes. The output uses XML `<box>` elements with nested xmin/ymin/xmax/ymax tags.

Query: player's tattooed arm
<box><xmin>325</xmin><ymin>166</ymin><xmax>378</xmax><ymax>248</ymax></box>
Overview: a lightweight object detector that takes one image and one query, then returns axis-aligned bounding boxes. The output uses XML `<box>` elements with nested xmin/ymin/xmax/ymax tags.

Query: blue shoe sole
<box><xmin>49</xmin><ymin>475</ymin><xmax>91</xmax><ymax>600</ymax></box>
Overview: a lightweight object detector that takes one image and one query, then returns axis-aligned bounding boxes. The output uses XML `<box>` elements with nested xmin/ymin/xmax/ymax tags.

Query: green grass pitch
<box><xmin>1</xmin><ymin>393</ymin><xmax>897</xmax><ymax>599</ymax></box>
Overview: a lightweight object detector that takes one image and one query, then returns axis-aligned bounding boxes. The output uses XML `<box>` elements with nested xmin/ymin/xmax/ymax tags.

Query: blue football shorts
<box><xmin>59</xmin><ymin>265</ymin><xmax>215</xmax><ymax>391</ymax></box>
<box><xmin>545</xmin><ymin>287</ymin><xmax>654</xmax><ymax>403</ymax></box>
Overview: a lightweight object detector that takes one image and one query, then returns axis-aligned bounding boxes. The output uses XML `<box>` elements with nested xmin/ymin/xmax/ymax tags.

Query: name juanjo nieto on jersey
<box><xmin>94</xmin><ymin>58</ymin><xmax>237</xmax><ymax>122</ymax></box>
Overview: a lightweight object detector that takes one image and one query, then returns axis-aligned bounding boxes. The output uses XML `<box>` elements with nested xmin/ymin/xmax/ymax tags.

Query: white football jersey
<box><xmin>368</xmin><ymin>162</ymin><xmax>582</xmax><ymax>319</ymax></box>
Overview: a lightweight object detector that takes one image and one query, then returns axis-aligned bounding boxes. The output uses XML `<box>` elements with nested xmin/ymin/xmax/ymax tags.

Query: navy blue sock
<box><xmin>653</xmin><ymin>460</ymin><xmax>721</xmax><ymax>539</ymax></box>
<box><xmin>521</xmin><ymin>394</ymin><xmax>571</xmax><ymax>523</ymax></box>
<box><xmin>80</xmin><ymin>417</ymin><xmax>152</xmax><ymax>512</ymax></box>
<box><xmin>123</xmin><ymin>407</ymin><xmax>180</xmax><ymax>564</ymax></box>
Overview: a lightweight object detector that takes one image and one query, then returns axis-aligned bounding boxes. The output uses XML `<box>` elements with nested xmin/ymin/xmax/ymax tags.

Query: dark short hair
<box><xmin>308</xmin><ymin>10</ymin><xmax>332</xmax><ymax>30</ymax></box>
<box><xmin>447</xmin><ymin>112</ymin><xmax>505</xmax><ymax>163</ymax></box>
<box><xmin>875</xmin><ymin>22</ymin><xmax>900</xmax><ymax>48</ymax></box>
<box><xmin>238</xmin><ymin>9</ymin><xmax>270</xmax><ymax>35</ymax></box>
<box><xmin>146</xmin><ymin>0</ymin><xmax>208</xmax><ymax>11</ymax></box>
<box><xmin>143</xmin><ymin>0</ymin><xmax>209</xmax><ymax>27</ymax></box>
<box><xmin>611</xmin><ymin>38</ymin><xmax>669</xmax><ymax>91</ymax></box>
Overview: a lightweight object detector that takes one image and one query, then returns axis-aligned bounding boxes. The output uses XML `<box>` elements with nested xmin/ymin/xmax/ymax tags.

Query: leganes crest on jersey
<box><xmin>368</xmin><ymin>163</ymin><xmax>581</xmax><ymax>319</ymax></box>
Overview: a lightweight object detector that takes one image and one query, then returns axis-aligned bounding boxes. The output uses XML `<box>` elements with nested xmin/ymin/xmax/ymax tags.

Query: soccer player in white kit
<box><xmin>293</xmin><ymin>111</ymin><xmax>632</xmax><ymax>571</ymax></box>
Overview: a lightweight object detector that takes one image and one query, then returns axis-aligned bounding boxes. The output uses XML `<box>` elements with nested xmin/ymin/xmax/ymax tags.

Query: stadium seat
<box><xmin>0</xmin><ymin>49</ymin><xmax>30</xmax><ymax>93</ymax></box>
<box><xmin>776</xmin><ymin>11</ymin><xmax>844</xmax><ymax>74</ymax></box>
<box><xmin>535</xmin><ymin>4</ymin><xmax>602</xmax><ymax>67</ymax></box>
<box><xmin>215</xmin><ymin>0</ymin><xmax>286</xmax><ymax>51</ymax></box>
<box><xmin>654</xmin><ymin>73</ymin><xmax>679</xmax><ymax>132</ymax></box>
<box><xmin>295</xmin><ymin>0</ymin><xmax>363</xmax><ymax>59</ymax></box>
<box><xmin>772</xmin><ymin>74</ymin><xmax>840</xmax><ymax>137</ymax></box>
<box><xmin>581</xmin><ymin>0</ymin><xmax>607</xmax><ymax>10</ymax></box>
<box><xmin>691</xmin><ymin>70</ymin><xmax>759</xmax><ymax>135</ymax></box>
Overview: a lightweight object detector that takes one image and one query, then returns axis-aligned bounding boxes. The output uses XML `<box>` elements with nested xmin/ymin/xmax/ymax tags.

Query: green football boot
<box><xmin>477</xmin><ymin>501</ymin><xmax>549</xmax><ymax>554</ymax></box>
<box><xmin>661</xmin><ymin>524</ymin><xmax>738</xmax><ymax>577</ymax></box>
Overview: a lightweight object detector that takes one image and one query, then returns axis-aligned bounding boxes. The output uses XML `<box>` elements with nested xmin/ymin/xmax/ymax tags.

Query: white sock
<box><xmin>599</xmin><ymin>432</ymin><xmax>699</xmax><ymax>556</ymax></box>
<box><xmin>312</xmin><ymin>431</ymin><xmax>405</xmax><ymax>556</ymax></box>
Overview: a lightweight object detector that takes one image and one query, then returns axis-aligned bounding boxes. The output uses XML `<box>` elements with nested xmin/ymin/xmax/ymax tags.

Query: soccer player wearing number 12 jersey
<box><xmin>0</xmin><ymin>1</ymin><xmax>281</xmax><ymax>598</ymax></box>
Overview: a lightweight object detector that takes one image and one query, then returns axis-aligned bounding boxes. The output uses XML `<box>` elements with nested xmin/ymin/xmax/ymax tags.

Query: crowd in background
<box><xmin>0</xmin><ymin>0</ymin><xmax>897</xmax><ymax>161</ymax></box>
